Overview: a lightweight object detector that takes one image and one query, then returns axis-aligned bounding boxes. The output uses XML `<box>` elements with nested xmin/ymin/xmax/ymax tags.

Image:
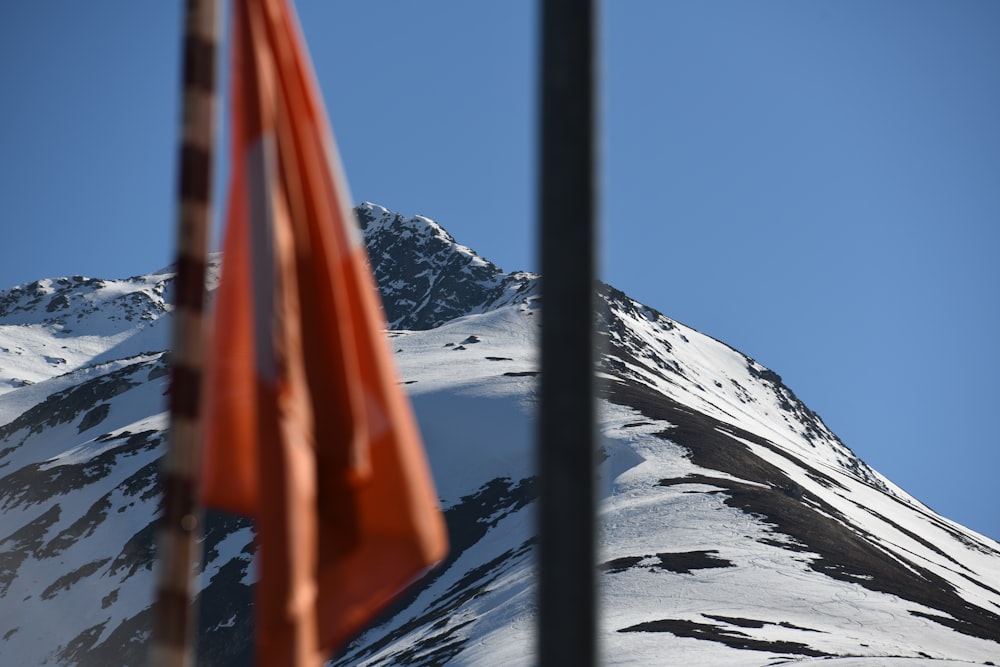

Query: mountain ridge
<box><xmin>0</xmin><ymin>204</ymin><xmax>998</xmax><ymax>665</ymax></box>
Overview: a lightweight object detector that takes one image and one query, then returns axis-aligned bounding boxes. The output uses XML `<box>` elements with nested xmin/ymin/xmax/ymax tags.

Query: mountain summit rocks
<box><xmin>1</xmin><ymin>205</ymin><xmax>998</xmax><ymax>665</ymax></box>
<box><xmin>356</xmin><ymin>202</ymin><xmax>536</xmax><ymax>330</ymax></box>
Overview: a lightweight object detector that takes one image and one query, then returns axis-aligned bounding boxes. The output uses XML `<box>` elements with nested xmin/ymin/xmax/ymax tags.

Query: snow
<box><xmin>337</xmin><ymin>290</ymin><xmax>1000</xmax><ymax>665</ymax></box>
<box><xmin>595</xmin><ymin>405</ymin><xmax>1000</xmax><ymax>664</ymax></box>
<box><xmin>2</xmin><ymin>217</ymin><xmax>999</xmax><ymax>665</ymax></box>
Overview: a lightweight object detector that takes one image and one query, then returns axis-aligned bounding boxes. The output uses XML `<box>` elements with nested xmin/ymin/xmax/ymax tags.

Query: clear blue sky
<box><xmin>2</xmin><ymin>2</ymin><xmax>998</xmax><ymax>541</ymax></box>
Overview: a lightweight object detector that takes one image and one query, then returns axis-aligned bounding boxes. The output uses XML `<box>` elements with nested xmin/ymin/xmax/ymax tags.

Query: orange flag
<box><xmin>200</xmin><ymin>0</ymin><xmax>448</xmax><ymax>664</ymax></box>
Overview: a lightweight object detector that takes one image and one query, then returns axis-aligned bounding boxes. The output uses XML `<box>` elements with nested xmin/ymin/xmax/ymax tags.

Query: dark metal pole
<box><xmin>151</xmin><ymin>0</ymin><xmax>219</xmax><ymax>664</ymax></box>
<box><xmin>538</xmin><ymin>0</ymin><xmax>598</xmax><ymax>664</ymax></box>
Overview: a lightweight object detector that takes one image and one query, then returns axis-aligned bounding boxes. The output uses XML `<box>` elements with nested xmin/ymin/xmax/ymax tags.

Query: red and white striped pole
<box><xmin>150</xmin><ymin>0</ymin><xmax>219</xmax><ymax>664</ymax></box>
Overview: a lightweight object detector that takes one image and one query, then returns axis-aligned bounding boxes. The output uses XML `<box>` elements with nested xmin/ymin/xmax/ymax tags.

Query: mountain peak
<box><xmin>357</xmin><ymin>202</ymin><xmax>457</xmax><ymax>246</ymax></box>
<box><xmin>354</xmin><ymin>203</ymin><xmax>535</xmax><ymax>330</ymax></box>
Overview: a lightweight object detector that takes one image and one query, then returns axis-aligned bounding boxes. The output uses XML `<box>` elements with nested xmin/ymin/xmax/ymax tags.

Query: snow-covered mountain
<box><xmin>1</xmin><ymin>202</ymin><xmax>998</xmax><ymax>666</ymax></box>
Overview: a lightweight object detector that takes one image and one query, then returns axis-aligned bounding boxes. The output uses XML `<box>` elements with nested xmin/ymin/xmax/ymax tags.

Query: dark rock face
<box><xmin>355</xmin><ymin>203</ymin><xmax>536</xmax><ymax>330</ymax></box>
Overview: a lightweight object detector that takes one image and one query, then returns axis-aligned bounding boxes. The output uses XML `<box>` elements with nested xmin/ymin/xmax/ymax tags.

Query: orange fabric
<box><xmin>200</xmin><ymin>0</ymin><xmax>448</xmax><ymax>664</ymax></box>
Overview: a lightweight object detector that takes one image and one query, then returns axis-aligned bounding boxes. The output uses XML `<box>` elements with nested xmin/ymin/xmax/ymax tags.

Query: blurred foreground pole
<box><xmin>538</xmin><ymin>0</ymin><xmax>598</xmax><ymax>665</ymax></box>
<box><xmin>150</xmin><ymin>0</ymin><xmax>219</xmax><ymax>665</ymax></box>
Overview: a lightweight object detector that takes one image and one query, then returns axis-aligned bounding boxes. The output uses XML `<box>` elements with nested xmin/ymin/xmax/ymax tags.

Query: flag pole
<box><xmin>538</xmin><ymin>0</ymin><xmax>598</xmax><ymax>664</ymax></box>
<box><xmin>151</xmin><ymin>0</ymin><xmax>220</xmax><ymax>664</ymax></box>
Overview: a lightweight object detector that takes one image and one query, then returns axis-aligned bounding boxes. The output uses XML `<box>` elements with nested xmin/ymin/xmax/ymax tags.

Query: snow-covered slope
<box><xmin>0</xmin><ymin>205</ymin><xmax>997</xmax><ymax>666</ymax></box>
